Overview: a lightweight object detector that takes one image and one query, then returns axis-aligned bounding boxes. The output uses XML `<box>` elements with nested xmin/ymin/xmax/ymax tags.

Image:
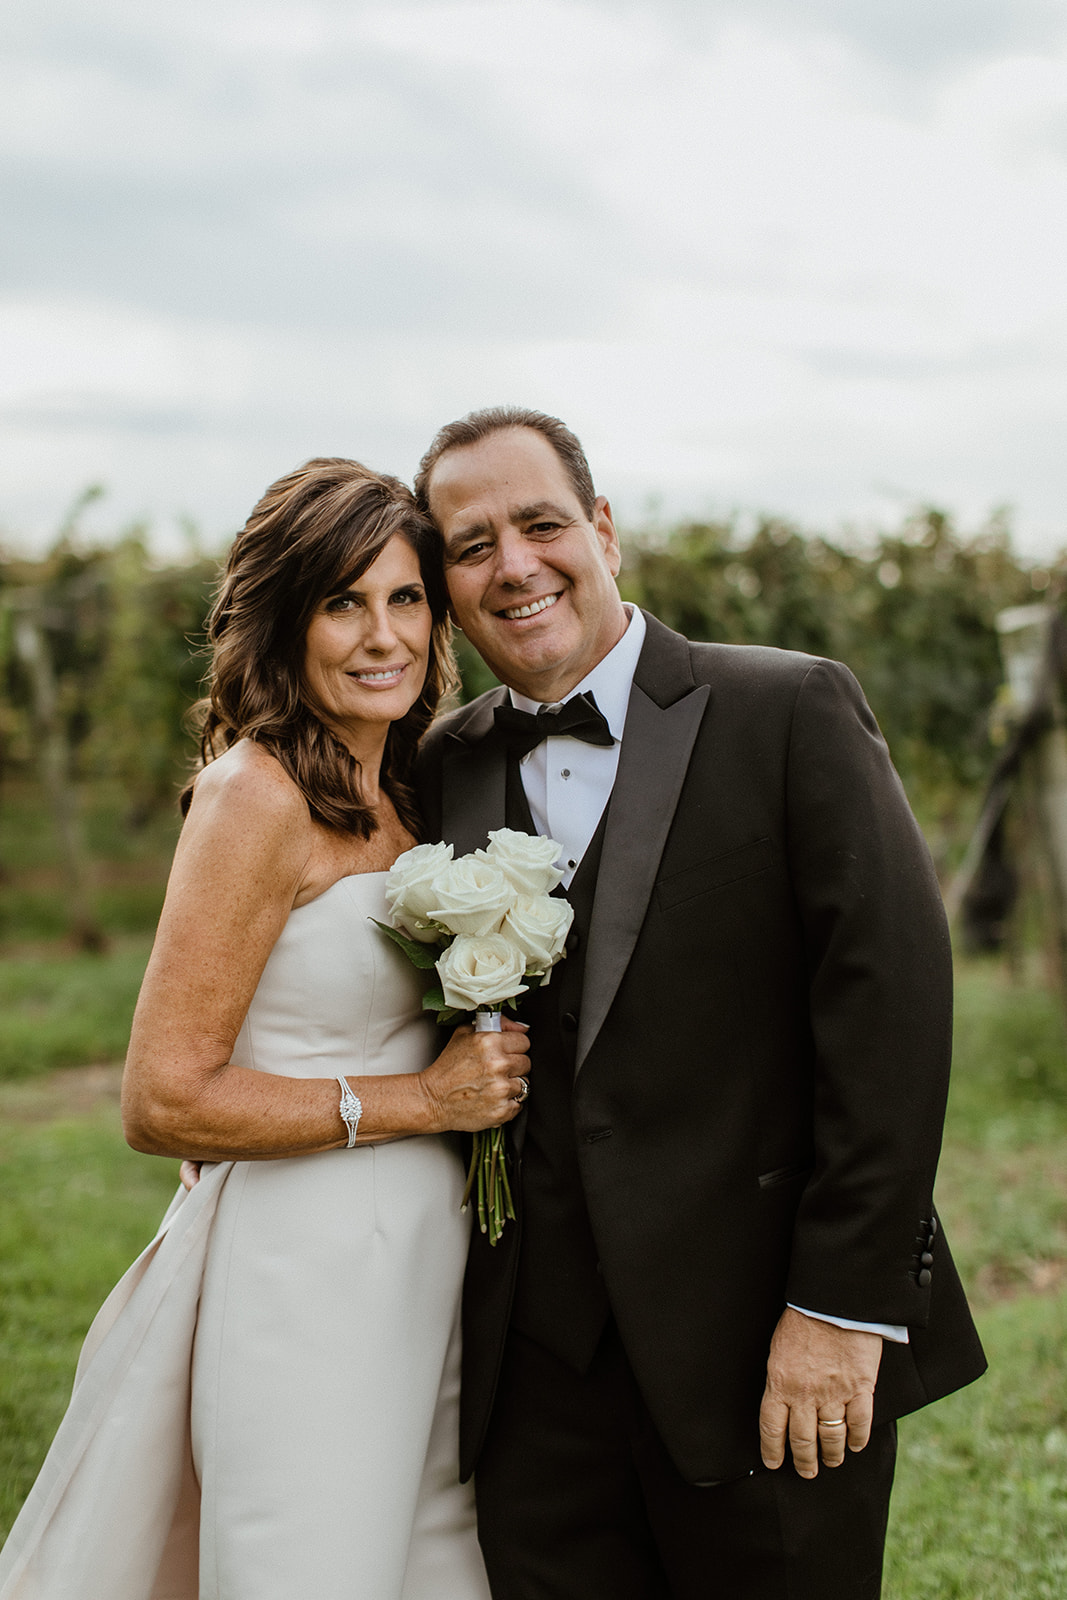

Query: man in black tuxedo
<box><xmin>415</xmin><ymin>407</ymin><xmax>985</xmax><ymax>1600</ymax></box>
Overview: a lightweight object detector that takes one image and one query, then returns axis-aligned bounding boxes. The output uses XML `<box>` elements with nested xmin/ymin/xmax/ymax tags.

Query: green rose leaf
<box><xmin>371</xmin><ymin>918</ymin><xmax>442</xmax><ymax>969</ymax></box>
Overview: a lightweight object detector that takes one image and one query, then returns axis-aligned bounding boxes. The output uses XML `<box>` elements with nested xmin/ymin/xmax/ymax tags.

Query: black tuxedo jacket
<box><xmin>417</xmin><ymin>612</ymin><xmax>986</xmax><ymax>1484</ymax></box>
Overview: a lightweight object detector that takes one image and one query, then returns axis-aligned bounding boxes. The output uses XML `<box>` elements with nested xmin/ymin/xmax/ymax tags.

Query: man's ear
<box><xmin>594</xmin><ymin>496</ymin><xmax>622</xmax><ymax>577</ymax></box>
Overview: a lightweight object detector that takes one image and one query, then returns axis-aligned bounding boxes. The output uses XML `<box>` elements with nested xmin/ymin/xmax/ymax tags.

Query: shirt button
<box><xmin>561</xmin><ymin>769</ymin><xmax>571</xmax><ymax>779</ymax></box>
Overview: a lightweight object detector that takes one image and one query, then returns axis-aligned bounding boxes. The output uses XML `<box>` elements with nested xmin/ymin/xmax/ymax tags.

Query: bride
<box><xmin>0</xmin><ymin>459</ymin><xmax>530</xmax><ymax>1600</ymax></box>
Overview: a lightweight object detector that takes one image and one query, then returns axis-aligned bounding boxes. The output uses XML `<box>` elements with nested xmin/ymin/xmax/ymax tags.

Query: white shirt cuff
<box><xmin>788</xmin><ymin>1303</ymin><xmax>909</xmax><ymax>1344</ymax></box>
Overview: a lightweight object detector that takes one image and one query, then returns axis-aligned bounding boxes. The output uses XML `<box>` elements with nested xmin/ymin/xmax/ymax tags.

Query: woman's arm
<box><xmin>121</xmin><ymin>749</ymin><xmax>527</xmax><ymax>1161</ymax></box>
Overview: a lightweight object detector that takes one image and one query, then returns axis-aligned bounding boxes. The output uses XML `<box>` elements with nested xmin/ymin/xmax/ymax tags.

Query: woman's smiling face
<box><xmin>301</xmin><ymin>533</ymin><xmax>432</xmax><ymax>756</ymax></box>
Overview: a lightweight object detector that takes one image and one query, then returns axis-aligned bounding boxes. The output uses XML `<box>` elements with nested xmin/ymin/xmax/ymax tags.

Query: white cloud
<box><xmin>2</xmin><ymin>0</ymin><xmax>1067</xmax><ymax>555</ymax></box>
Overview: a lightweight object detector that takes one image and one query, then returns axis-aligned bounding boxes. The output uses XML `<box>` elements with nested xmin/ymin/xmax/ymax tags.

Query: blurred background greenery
<box><xmin>2</xmin><ymin>502</ymin><xmax>1066</xmax><ymax>1594</ymax></box>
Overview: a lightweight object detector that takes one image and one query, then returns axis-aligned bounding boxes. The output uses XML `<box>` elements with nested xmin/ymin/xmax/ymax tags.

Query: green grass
<box><xmin>949</xmin><ymin>957</ymin><xmax>1067</xmax><ymax>1134</ymax></box>
<box><xmin>1</xmin><ymin>781</ymin><xmax>180</xmax><ymax>874</ymax></box>
<box><xmin>0</xmin><ymin>1104</ymin><xmax>181</xmax><ymax>1535</ymax></box>
<box><xmin>886</xmin><ymin>1291</ymin><xmax>1067</xmax><ymax>1598</ymax></box>
<box><xmin>0</xmin><ymin>953</ymin><xmax>1065</xmax><ymax>1588</ymax></box>
<box><xmin>0</xmin><ymin>939</ymin><xmax>153</xmax><ymax>1079</ymax></box>
<box><xmin>0</xmin><ymin>778</ymin><xmax>176</xmax><ymax>942</ymax></box>
<box><xmin>937</xmin><ymin>957</ymin><xmax>1067</xmax><ymax>1305</ymax></box>
<box><xmin>0</xmin><ymin>883</ymin><xmax>168</xmax><ymax>943</ymax></box>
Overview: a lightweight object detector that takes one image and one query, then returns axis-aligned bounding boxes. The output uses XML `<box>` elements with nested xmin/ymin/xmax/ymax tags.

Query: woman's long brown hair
<box><xmin>183</xmin><ymin>457</ymin><xmax>457</xmax><ymax>839</ymax></box>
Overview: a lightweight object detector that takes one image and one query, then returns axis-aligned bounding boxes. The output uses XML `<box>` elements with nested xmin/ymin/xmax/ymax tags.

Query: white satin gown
<box><xmin>0</xmin><ymin>873</ymin><xmax>490</xmax><ymax>1600</ymax></box>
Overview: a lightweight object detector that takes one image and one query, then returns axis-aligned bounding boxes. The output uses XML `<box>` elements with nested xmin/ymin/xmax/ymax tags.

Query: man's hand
<box><xmin>759</xmin><ymin>1307</ymin><xmax>882</xmax><ymax>1478</ymax></box>
<box><xmin>179</xmin><ymin>1159</ymin><xmax>202</xmax><ymax>1191</ymax></box>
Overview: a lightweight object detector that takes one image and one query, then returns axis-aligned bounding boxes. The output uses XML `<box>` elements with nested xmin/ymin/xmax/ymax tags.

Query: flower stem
<box><xmin>476</xmin><ymin>1133</ymin><xmax>487</xmax><ymax>1234</ymax></box>
<box><xmin>462</xmin><ymin>1126</ymin><xmax>514</xmax><ymax>1244</ymax></box>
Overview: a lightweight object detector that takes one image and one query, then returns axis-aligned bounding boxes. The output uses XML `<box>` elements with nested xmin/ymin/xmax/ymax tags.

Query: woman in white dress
<box><xmin>0</xmin><ymin>459</ymin><xmax>529</xmax><ymax>1600</ymax></box>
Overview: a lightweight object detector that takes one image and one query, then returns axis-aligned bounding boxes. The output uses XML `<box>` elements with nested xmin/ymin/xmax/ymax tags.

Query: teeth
<box><xmin>503</xmin><ymin>593</ymin><xmax>559</xmax><ymax>620</ymax></box>
<box><xmin>353</xmin><ymin>668</ymin><xmax>403</xmax><ymax>682</ymax></box>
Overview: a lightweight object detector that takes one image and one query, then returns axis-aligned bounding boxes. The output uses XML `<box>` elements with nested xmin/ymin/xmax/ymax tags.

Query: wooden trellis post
<box><xmin>950</xmin><ymin>602</ymin><xmax>1067</xmax><ymax>1016</ymax></box>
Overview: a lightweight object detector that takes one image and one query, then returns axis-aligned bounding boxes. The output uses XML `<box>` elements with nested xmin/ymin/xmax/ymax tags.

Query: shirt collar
<box><xmin>508</xmin><ymin>604</ymin><xmax>646</xmax><ymax>740</ymax></box>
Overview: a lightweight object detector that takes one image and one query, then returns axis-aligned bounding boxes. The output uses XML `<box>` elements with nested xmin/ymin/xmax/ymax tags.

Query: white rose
<box><xmin>436</xmin><ymin>934</ymin><xmax>529</xmax><ymax>1011</ymax></box>
<box><xmin>502</xmin><ymin>893</ymin><xmax>574</xmax><ymax>975</ymax></box>
<box><xmin>481</xmin><ymin>828</ymin><xmax>564</xmax><ymax>896</ymax></box>
<box><xmin>427</xmin><ymin>856</ymin><xmax>514</xmax><ymax>937</ymax></box>
<box><xmin>384</xmin><ymin>841</ymin><xmax>454</xmax><ymax>942</ymax></box>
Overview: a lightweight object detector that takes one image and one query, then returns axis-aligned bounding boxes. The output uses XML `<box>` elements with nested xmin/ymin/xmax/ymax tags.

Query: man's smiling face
<box><xmin>427</xmin><ymin>426</ymin><xmax>629</xmax><ymax>702</ymax></box>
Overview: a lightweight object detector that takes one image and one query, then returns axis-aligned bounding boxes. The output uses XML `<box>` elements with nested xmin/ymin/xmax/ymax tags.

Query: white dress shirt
<box><xmin>508</xmin><ymin>603</ymin><xmax>907</xmax><ymax>1345</ymax></box>
<box><xmin>509</xmin><ymin>605</ymin><xmax>646</xmax><ymax>888</ymax></box>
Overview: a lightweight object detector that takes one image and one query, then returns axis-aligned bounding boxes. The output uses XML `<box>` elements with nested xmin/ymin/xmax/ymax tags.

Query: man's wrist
<box><xmin>787</xmin><ymin>1303</ymin><xmax>909</xmax><ymax>1344</ymax></box>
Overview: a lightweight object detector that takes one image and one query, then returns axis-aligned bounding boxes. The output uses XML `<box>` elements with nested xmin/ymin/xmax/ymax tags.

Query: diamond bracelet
<box><xmin>336</xmin><ymin>1076</ymin><xmax>363</xmax><ymax>1148</ymax></box>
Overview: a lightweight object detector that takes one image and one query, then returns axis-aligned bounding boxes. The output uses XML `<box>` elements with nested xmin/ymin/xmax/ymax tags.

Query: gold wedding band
<box><xmin>513</xmin><ymin>1077</ymin><xmax>530</xmax><ymax>1103</ymax></box>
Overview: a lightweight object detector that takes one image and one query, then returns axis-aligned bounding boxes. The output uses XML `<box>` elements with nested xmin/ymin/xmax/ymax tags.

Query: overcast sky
<box><xmin>3</xmin><ymin>0</ymin><xmax>1067</xmax><ymax>556</ymax></box>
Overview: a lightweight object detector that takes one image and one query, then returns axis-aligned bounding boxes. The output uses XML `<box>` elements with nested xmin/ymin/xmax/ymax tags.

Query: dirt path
<box><xmin>0</xmin><ymin>1062</ymin><xmax>125</xmax><ymax>1122</ymax></box>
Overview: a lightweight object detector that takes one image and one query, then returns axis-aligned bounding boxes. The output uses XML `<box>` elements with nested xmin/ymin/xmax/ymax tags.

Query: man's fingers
<box><xmin>816</xmin><ymin>1414</ymin><xmax>849</xmax><ymax>1469</ymax></box>
<box><xmin>787</xmin><ymin>1408</ymin><xmax>821</xmax><ymax>1479</ymax></box>
<box><xmin>758</xmin><ymin>1393</ymin><xmax>789</xmax><ymax>1470</ymax></box>
<box><xmin>845</xmin><ymin>1390</ymin><xmax>874</xmax><ymax>1453</ymax></box>
<box><xmin>760</xmin><ymin>1308</ymin><xmax>883</xmax><ymax>1477</ymax></box>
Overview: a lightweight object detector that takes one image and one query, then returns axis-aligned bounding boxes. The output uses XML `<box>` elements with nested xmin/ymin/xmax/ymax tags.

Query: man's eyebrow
<box><xmin>443</xmin><ymin>500</ymin><xmax>575</xmax><ymax>556</ymax></box>
<box><xmin>514</xmin><ymin>501</ymin><xmax>572</xmax><ymax>523</ymax></box>
<box><xmin>444</xmin><ymin>520</ymin><xmax>493</xmax><ymax>555</ymax></box>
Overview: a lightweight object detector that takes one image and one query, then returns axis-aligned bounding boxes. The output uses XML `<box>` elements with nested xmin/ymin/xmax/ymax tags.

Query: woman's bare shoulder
<box><xmin>189</xmin><ymin>740</ymin><xmax>307</xmax><ymax>822</ymax></box>
<box><xmin>180</xmin><ymin>741</ymin><xmax>314</xmax><ymax>887</ymax></box>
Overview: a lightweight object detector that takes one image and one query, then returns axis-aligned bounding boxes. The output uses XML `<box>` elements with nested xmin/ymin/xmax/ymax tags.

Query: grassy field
<box><xmin>0</xmin><ymin>939</ymin><xmax>155</xmax><ymax>1079</ymax></box>
<box><xmin>0</xmin><ymin>949</ymin><xmax>1065</xmax><ymax>1591</ymax></box>
<box><xmin>0</xmin><ymin>778</ymin><xmax>173</xmax><ymax>1077</ymax></box>
<box><xmin>0</xmin><ymin>1079</ymin><xmax>180</xmax><ymax>1534</ymax></box>
<box><xmin>1</xmin><ymin>757</ymin><xmax>1065</xmax><ymax>1587</ymax></box>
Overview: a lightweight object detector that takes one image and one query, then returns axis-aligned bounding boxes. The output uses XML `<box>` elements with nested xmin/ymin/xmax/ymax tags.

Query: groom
<box><xmin>415</xmin><ymin>407</ymin><xmax>985</xmax><ymax>1600</ymax></box>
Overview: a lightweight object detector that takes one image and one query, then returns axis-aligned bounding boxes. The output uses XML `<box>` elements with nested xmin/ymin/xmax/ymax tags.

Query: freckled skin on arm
<box><xmin>121</xmin><ymin>745</ymin><xmax>528</xmax><ymax>1163</ymax></box>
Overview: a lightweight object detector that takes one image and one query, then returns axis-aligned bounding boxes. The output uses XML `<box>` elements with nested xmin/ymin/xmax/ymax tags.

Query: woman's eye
<box><xmin>325</xmin><ymin>595</ymin><xmax>357</xmax><ymax>613</ymax></box>
<box><xmin>391</xmin><ymin>588</ymin><xmax>424</xmax><ymax>605</ymax></box>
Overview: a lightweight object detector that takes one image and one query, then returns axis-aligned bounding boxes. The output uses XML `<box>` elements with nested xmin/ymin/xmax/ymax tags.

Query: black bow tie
<box><xmin>493</xmin><ymin>691</ymin><xmax>615</xmax><ymax>760</ymax></box>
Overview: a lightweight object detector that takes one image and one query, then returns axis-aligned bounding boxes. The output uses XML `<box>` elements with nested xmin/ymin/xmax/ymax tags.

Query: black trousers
<box><xmin>474</xmin><ymin>1323</ymin><xmax>896</xmax><ymax>1600</ymax></box>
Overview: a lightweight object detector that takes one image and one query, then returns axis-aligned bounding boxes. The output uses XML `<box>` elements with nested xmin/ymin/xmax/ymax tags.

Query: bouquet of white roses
<box><xmin>376</xmin><ymin>829</ymin><xmax>574</xmax><ymax>1243</ymax></box>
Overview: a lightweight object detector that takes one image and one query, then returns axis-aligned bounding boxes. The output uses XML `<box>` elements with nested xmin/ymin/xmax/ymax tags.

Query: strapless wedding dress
<box><xmin>0</xmin><ymin>874</ymin><xmax>489</xmax><ymax>1600</ymax></box>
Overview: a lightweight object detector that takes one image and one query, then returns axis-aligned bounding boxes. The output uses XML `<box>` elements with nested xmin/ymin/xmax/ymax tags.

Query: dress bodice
<box><xmin>231</xmin><ymin>872</ymin><xmax>436</xmax><ymax>1081</ymax></box>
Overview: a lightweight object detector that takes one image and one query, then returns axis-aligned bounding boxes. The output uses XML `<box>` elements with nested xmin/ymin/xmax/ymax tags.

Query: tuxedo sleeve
<box><xmin>781</xmin><ymin>659</ymin><xmax>952</xmax><ymax>1329</ymax></box>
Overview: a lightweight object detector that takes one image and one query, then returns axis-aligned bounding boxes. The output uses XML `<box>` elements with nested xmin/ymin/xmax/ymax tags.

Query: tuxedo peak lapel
<box><xmin>438</xmin><ymin>688</ymin><xmax>510</xmax><ymax>856</ymax></box>
<box><xmin>575</xmin><ymin>651</ymin><xmax>710</xmax><ymax>1072</ymax></box>
<box><xmin>633</xmin><ymin>610</ymin><xmax>700</xmax><ymax>707</ymax></box>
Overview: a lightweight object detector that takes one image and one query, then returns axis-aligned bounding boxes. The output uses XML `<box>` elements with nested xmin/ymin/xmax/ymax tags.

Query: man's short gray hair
<box><xmin>414</xmin><ymin>406</ymin><xmax>596</xmax><ymax>519</ymax></box>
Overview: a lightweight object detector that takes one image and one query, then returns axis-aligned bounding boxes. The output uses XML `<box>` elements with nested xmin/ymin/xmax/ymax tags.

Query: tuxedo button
<box><xmin>565</xmin><ymin>930</ymin><xmax>581</xmax><ymax>954</ymax></box>
<box><xmin>562</xmin><ymin>1011</ymin><xmax>578</xmax><ymax>1033</ymax></box>
<box><xmin>921</xmin><ymin>1252</ymin><xmax>934</xmax><ymax>1267</ymax></box>
<box><xmin>917</xmin><ymin>1268</ymin><xmax>932</xmax><ymax>1288</ymax></box>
